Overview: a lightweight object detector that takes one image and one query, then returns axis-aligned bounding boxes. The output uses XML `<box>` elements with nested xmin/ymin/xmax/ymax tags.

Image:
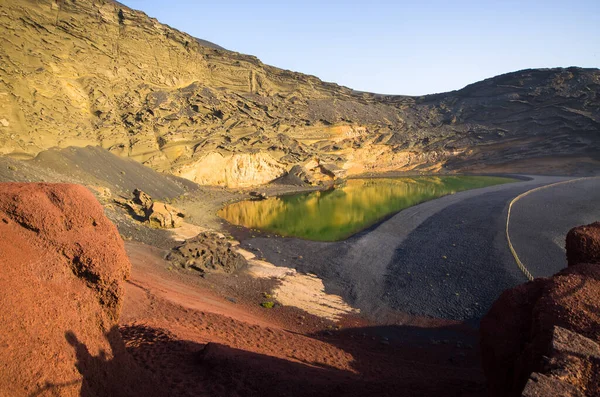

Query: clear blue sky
<box><xmin>120</xmin><ymin>0</ymin><xmax>599</xmax><ymax>95</ymax></box>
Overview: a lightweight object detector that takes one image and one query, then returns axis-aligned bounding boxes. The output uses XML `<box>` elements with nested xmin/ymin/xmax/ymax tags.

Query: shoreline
<box><xmin>215</xmin><ymin>173</ymin><xmax>526</xmax><ymax>243</ymax></box>
<box><xmin>233</xmin><ymin>175</ymin><xmax>591</xmax><ymax>323</ymax></box>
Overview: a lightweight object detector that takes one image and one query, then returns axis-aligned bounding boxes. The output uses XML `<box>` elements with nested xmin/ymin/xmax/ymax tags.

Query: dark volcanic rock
<box><xmin>167</xmin><ymin>232</ymin><xmax>247</xmax><ymax>275</ymax></box>
<box><xmin>249</xmin><ymin>191</ymin><xmax>268</xmax><ymax>200</ymax></box>
<box><xmin>522</xmin><ymin>372</ymin><xmax>585</xmax><ymax>397</ymax></box>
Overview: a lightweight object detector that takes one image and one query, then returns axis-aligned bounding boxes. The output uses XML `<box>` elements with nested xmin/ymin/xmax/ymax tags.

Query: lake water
<box><xmin>219</xmin><ymin>176</ymin><xmax>516</xmax><ymax>241</ymax></box>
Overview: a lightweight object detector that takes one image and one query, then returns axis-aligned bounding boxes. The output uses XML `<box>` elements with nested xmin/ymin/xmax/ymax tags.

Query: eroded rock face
<box><xmin>166</xmin><ymin>232</ymin><xmax>247</xmax><ymax>275</ymax></box>
<box><xmin>480</xmin><ymin>223</ymin><xmax>600</xmax><ymax>397</ymax></box>
<box><xmin>1</xmin><ymin>0</ymin><xmax>599</xmax><ymax>187</ymax></box>
<box><xmin>0</xmin><ymin>183</ymin><xmax>130</xmax><ymax>320</ymax></box>
<box><xmin>280</xmin><ymin>160</ymin><xmax>346</xmax><ymax>186</ymax></box>
<box><xmin>0</xmin><ymin>183</ymin><xmax>161</xmax><ymax>396</ymax></box>
<box><xmin>174</xmin><ymin>152</ymin><xmax>287</xmax><ymax>188</ymax></box>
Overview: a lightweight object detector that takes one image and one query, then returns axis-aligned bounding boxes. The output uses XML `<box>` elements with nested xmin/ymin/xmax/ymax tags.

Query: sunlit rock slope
<box><xmin>1</xmin><ymin>0</ymin><xmax>599</xmax><ymax>186</ymax></box>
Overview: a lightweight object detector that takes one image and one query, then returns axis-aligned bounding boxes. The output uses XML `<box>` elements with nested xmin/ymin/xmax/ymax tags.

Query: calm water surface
<box><xmin>219</xmin><ymin>176</ymin><xmax>516</xmax><ymax>241</ymax></box>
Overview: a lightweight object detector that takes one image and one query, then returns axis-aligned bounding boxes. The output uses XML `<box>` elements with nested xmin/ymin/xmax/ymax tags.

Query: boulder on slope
<box><xmin>166</xmin><ymin>232</ymin><xmax>247</xmax><ymax>275</ymax></box>
<box><xmin>566</xmin><ymin>221</ymin><xmax>600</xmax><ymax>267</ymax></box>
<box><xmin>0</xmin><ymin>183</ymin><xmax>163</xmax><ymax>396</ymax></box>
<box><xmin>115</xmin><ymin>188</ymin><xmax>185</xmax><ymax>228</ymax></box>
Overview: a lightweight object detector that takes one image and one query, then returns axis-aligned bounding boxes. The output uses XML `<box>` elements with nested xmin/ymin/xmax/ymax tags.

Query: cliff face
<box><xmin>1</xmin><ymin>0</ymin><xmax>599</xmax><ymax>187</ymax></box>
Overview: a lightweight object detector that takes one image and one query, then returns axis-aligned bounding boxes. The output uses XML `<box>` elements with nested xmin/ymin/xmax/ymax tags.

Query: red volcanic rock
<box><xmin>479</xmin><ymin>279</ymin><xmax>546</xmax><ymax>396</ymax></box>
<box><xmin>481</xmin><ymin>265</ymin><xmax>600</xmax><ymax>396</ymax></box>
<box><xmin>0</xmin><ymin>183</ymin><xmax>130</xmax><ymax>319</ymax></box>
<box><xmin>566</xmin><ymin>222</ymin><xmax>600</xmax><ymax>267</ymax></box>
<box><xmin>0</xmin><ymin>183</ymin><xmax>162</xmax><ymax>396</ymax></box>
<box><xmin>481</xmin><ymin>222</ymin><xmax>600</xmax><ymax>397</ymax></box>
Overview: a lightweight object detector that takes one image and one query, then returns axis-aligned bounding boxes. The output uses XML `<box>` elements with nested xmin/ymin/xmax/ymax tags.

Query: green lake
<box><xmin>218</xmin><ymin>176</ymin><xmax>517</xmax><ymax>241</ymax></box>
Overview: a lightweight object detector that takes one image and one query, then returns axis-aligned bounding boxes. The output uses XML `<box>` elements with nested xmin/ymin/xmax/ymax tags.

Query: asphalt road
<box><xmin>509</xmin><ymin>176</ymin><xmax>600</xmax><ymax>278</ymax></box>
<box><xmin>241</xmin><ymin>175</ymin><xmax>598</xmax><ymax>322</ymax></box>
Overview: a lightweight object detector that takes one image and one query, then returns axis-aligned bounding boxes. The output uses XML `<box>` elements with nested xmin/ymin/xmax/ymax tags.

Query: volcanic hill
<box><xmin>0</xmin><ymin>0</ymin><xmax>599</xmax><ymax>187</ymax></box>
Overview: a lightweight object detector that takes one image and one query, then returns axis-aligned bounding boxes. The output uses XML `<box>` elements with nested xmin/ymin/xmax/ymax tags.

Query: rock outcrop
<box><xmin>0</xmin><ymin>183</ymin><xmax>162</xmax><ymax>396</ymax></box>
<box><xmin>480</xmin><ymin>222</ymin><xmax>600</xmax><ymax>397</ymax></box>
<box><xmin>115</xmin><ymin>188</ymin><xmax>185</xmax><ymax>228</ymax></box>
<box><xmin>146</xmin><ymin>201</ymin><xmax>184</xmax><ymax>228</ymax></box>
<box><xmin>174</xmin><ymin>152</ymin><xmax>287</xmax><ymax>188</ymax></box>
<box><xmin>520</xmin><ymin>327</ymin><xmax>599</xmax><ymax>397</ymax></box>
<box><xmin>566</xmin><ymin>221</ymin><xmax>600</xmax><ymax>267</ymax></box>
<box><xmin>0</xmin><ymin>0</ymin><xmax>598</xmax><ymax>187</ymax></box>
<box><xmin>166</xmin><ymin>232</ymin><xmax>247</xmax><ymax>275</ymax></box>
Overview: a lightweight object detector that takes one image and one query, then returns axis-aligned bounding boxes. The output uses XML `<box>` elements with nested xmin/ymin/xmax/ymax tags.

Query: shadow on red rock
<box><xmin>27</xmin><ymin>328</ymin><xmax>166</xmax><ymax>397</ymax></box>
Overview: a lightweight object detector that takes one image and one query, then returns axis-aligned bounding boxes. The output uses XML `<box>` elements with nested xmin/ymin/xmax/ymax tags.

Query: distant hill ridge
<box><xmin>0</xmin><ymin>0</ymin><xmax>598</xmax><ymax>186</ymax></box>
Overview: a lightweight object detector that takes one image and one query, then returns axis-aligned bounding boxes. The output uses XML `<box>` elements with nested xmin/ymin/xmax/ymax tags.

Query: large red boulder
<box><xmin>0</xmin><ymin>183</ymin><xmax>161</xmax><ymax>396</ymax></box>
<box><xmin>480</xmin><ymin>222</ymin><xmax>600</xmax><ymax>397</ymax></box>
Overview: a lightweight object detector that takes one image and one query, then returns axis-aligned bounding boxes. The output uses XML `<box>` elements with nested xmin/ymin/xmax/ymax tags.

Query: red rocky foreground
<box><xmin>481</xmin><ymin>222</ymin><xmax>600</xmax><ymax>397</ymax></box>
<box><xmin>4</xmin><ymin>182</ymin><xmax>599</xmax><ymax>397</ymax></box>
<box><xmin>0</xmin><ymin>183</ymin><xmax>488</xmax><ymax>397</ymax></box>
<box><xmin>0</xmin><ymin>183</ymin><xmax>164</xmax><ymax>397</ymax></box>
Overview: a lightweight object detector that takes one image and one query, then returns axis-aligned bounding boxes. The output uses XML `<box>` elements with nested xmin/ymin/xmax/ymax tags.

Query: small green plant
<box><xmin>260</xmin><ymin>301</ymin><xmax>275</xmax><ymax>309</ymax></box>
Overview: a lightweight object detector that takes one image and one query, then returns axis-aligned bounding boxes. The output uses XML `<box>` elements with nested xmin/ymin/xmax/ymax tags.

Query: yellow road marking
<box><xmin>506</xmin><ymin>177</ymin><xmax>598</xmax><ymax>281</ymax></box>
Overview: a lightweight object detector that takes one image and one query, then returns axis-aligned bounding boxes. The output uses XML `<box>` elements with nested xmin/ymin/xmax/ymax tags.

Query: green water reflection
<box><xmin>219</xmin><ymin>176</ymin><xmax>516</xmax><ymax>241</ymax></box>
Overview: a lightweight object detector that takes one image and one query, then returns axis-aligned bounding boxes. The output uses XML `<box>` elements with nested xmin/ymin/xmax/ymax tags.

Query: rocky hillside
<box><xmin>1</xmin><ymin>0</ymin><xmax>599</xmax><ymax>187</ymax></box>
